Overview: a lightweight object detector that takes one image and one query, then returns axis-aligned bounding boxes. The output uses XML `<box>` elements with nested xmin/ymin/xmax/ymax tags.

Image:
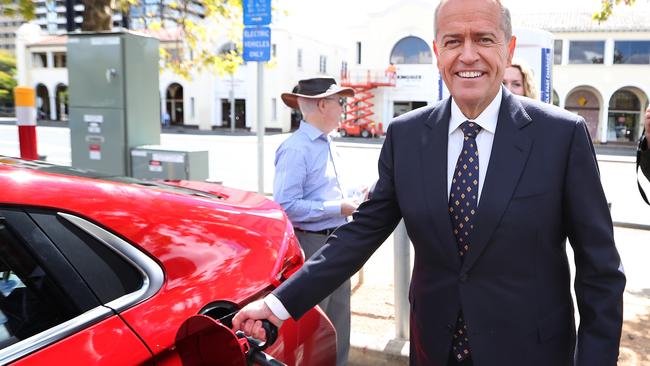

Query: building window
<box><xmin>568</xmin><ymin>41</ymin><xmax>604</xmax><ymax>64</ymax></box>
<box><xmin>33</xmin><ymin>52</ymin><xmax>47</xmax><ymax>68</ymax></box>
<box><xmin>297</xmin><ymin>48</ymin><xmax>302</xmax><ymax>68</ymax></box>
<box><xmin>272</xmin><ymin>44</ymin><xmax>277</xmax><ymax>58</ymax></box>
<box><xmin>608</xmin><ymin>89</ymin><xmax>642</xmax><ymax>142</ymax></box>
<box><xmin>341</xmin><ymin>61</ymin><xmax>348</xmax><ymax>78</ymax></box>
<box><xmin>613</xmin><ymin>41</ymin><xmax>650</xmax><ymax>64</ymax></box>
<box><xmin>190</xmin><ymin>97</ymin><xmax>195</xmax><ymax>119</ymax></box>
<box><xmin>356</xmin><ymin>41</ymin><xmax>362</xmax><ymax>64</ymax></box>
<box><xmin>53</xmin><ymin>52</ymin><xmax>66</xmax><ymax>68</ymax></box>
<box><xmin>553</xmin><ymin>40</ymin><xmax>562</xmax><ymax>65</ymax></box>
<box><xmin>319</xmin><ymin>55</ymin><xmax>327</xmax><ymax>73</ymax></box>
<box><xmin>271</xmin><ymin>97</ymin><xmax>277</xmax><ymax>121</ymax></box>
<box><xmin>167</xmin><ymin>47</ymin><xmax>181</xmax><ymax>63</ymax></box>
<box><xmin>219</xmin><ymin>42</ymin><xmax>239</xmax><ymax>56</ymax></box>
<box><xmin>390</xmin><ymin>36</ymin><xmax>433</xmax><ymax>64</ymax></box>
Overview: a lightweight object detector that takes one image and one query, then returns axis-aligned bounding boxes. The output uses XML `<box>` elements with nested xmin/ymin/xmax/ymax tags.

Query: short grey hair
<box><xmin>297</xmin><ymin>97</ymin><xmax>319</xmax><ymax>116</ymax></box>
<box><xmin>434</xmin><ymin>0</ymin><xmax>512</xmax><ymax>41</ymax></box>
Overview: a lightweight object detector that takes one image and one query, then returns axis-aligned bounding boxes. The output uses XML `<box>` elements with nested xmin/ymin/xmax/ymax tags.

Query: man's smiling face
<box><xmin>434</xmin><ymin>0</ymin><xmax>515</xmax><ymax>118</ymax></box>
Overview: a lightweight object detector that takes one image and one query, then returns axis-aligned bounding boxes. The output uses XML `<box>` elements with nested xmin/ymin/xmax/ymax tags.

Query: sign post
<box><xmin>243</xmin><ymin>0</ymin><xmax>271</xmax><ymax>195</ymax></box>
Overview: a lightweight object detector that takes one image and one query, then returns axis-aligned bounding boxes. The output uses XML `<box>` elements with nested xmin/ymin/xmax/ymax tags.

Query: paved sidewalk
<box><xmin>347</xmin><ymin>226</ymin><xmax>650</xmax><ymax>365</ymax></box>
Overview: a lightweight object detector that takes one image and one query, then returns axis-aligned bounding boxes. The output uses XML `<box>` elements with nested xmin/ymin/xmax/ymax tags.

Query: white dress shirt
<box><xmin>447</xmin><ymin>87</ymin><xmax>501</xmax><ymax>203</ymax></box>
<box><xmin>265</xmin><ymin>90</ymin><xmax>504</xmax><ymax>320</ymax></box>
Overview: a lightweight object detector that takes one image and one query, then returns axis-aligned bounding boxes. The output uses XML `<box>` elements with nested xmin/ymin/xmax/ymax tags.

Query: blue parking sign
<box><xmin>243</xmin><ymin>0</ymin><xmax>271</xmax><ymax>26</ymax></box>
<box><xmin>243</xmin><ymin>26</ymin><xmax>271</xmax><ymax>62</ymax></box>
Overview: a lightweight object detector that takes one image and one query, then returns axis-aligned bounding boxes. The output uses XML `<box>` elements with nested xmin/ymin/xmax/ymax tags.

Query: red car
<box><xmin>0</xmin><ymin>156</ymin><xmax>335</xmax><ymax>365</ymax></box>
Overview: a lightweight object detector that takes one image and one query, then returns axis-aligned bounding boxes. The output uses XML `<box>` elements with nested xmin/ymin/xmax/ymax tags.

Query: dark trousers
<box><xmin>295</xmin><ymin>230</ymin><xmax>351</xmax><ymax>366</ymax></box>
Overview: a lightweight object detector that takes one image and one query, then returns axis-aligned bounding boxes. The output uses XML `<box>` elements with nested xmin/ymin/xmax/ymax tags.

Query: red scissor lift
<box><xmin>340</xmin><ymin>70</ymin><xmax>396</xmax><ymax>138</ymax></box>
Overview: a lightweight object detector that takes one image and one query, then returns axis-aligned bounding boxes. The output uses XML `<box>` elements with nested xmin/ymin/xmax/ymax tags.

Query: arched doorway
<box><xmin>165</xmin><ymin>83</ymin><xmax>184</xmax><ymax>125</ymax></box>
<box><xmin>389</xmin><ymin>36</ymin><xmax>433</xmax><ymax>64</ymax></box>
<box><xmin>55</xmin><ymin>84</ymin><xmax>68</xmax><ymax>121</ymax></box>
<box><xmin>607</xmin><ymin>88</ymin><xmax>643</xmax><ymax>143</ymax></box>
<box><xmin>35</xmin><ymin>84</ymin><xmax>49</xmax><ymax>120</ymax></box>
<box><xmin>565</xmin><ymin>87</ymin><xmax>601</xmax><ymax>140</ymax></box>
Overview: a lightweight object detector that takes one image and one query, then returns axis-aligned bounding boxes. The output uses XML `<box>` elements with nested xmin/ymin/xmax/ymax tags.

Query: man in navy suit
<box><xmin>234</xmin><ymin>0</ymin><xmax>626</xmax><ymax>365</ymax></box>
<box><xmin>638</xmin><ymin>106</ymin><xmax>650</xmax><ymax>203</ymax></box>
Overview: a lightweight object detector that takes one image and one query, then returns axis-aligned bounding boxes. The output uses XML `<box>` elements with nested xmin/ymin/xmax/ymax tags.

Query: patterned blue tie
<box><xmin>449</xmin><ymin>121</ymin><xmax>481</xmax><ymax>362</ymax></box>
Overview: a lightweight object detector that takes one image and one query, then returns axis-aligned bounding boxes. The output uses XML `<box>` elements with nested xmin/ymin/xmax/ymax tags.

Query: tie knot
<box><xmin>460</xmin><ymin>121</ymin><xmax>482</xmax><ymax>138</ymax></box>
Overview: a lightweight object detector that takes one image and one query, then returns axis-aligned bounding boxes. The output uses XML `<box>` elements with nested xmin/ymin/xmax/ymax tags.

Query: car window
<box><xmin>28</xmin><ymin>210</ymin><xmax>142</xmax><ymax>304</ymax></box>
<box><xmin>0</xmin><ymin>221</ymin><xmax>83</xmax><ymax>350</ymax></box>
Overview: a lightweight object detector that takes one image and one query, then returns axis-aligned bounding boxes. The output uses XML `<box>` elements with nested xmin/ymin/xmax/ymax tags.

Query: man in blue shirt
<box><xmin>273</xmin><ymin>77</ymin><xmax>360</xmax><ymax>365</ymax></box>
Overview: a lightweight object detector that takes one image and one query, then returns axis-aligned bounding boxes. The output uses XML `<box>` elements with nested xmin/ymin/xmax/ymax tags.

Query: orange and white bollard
<box><xmin>14</xmin><ymin>86</ymin><xmax>39</xmax><ymax>160</ymax></box>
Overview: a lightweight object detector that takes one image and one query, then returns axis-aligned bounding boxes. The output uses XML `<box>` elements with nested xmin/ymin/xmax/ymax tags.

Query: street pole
<box><xmin>64</xmin><ymin>0</ymin><xmax>75</xmax><ymax>32</ymax></box>
<box><xmin>230</xmin><ymin>74</ymin><xmax>235</xmax><ymax>133</ymax></box>
<box><xmin>230</xmin><ymin>43</ymin><xmax>236</xmax><ymax>133</ymax></box>
<box><xmin>257</xmin><ymin>62</ymin><xmax>264</xmax><ymax>194</ymax></box>
<box><xmin>394</xmin><ymin>220</ymin><xmax>411</xmax><ymax>340</ymax></box>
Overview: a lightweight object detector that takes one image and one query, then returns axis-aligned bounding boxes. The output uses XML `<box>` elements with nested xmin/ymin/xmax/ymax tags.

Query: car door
<box><xmin>0</xmin><ymin>207</ymin><xmax>152</xmax><ymax>365</ymax></box>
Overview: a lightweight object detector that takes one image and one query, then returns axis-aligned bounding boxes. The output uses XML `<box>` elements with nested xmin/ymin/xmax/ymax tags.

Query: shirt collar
<box><xmin>299</xmin><ymin>120</ymin><xmax>329</xmax><ymax>141</ymax></box>
<box><xmin>448</xmin><ymin>87</ymin><xmax>502</xmax><ymax>136</ymax></box>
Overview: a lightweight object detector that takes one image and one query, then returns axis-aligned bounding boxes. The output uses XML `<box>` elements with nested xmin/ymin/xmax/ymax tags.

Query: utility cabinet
<box><xmin>130</xmin><ymin>146</ymin><xmax>209</xmax><ymax>181</ymax></box>
<box><xmin>68</xmin><ymin>31</ymin><xmax>160</xmax><ymax>176</ymax></box>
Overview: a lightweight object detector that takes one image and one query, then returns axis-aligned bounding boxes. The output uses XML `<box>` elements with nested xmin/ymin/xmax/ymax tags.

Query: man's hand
<box><xmin>341</xmin><ymin>199</ymin><xmax>360</xmax><ymax>216</ymax></box>
<box><xmin>643</xmin><ymin>106</ymin><xmax>650</xmax><ymax>144</ymax></box>
<box><xmin>232</xmin><ymin>300</ymin><xmax>283</xmax><ymax>341</ymax></box>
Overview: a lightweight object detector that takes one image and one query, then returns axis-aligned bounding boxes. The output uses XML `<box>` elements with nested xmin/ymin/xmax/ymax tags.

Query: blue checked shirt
<box><xmin>273</xmin><ymin>121</ymin><xmax>349</xmax><ymax>231</ymax></box>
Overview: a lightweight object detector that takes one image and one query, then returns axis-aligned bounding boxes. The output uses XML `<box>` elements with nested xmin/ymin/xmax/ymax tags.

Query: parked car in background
<box><xmin>0</xmin><ymin>156</ymin><xmax>335</xmax><ymax>365</ymax></box>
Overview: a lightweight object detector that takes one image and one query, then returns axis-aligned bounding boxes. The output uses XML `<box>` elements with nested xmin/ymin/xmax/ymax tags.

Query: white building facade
<box><xmin>159</xmin><ymin>26</ymin><xmax>348</xmax><ymax>132</ymax></box>
<box><xmin>515</xmin><ymin>8</ymin><xmax>650</xmax><ymax>144</ymax></box>
<box><xmin>342</xmin><ymin>0</ymin><xmax>649</xmax><ymax>146</ymax></box>
<box><xmin>15</xmin><ymin>1</ymin><xmax>650</xmax><ymax>143</ymax></box>
<box><xmin>15</xmin><ymin>20</ymin><xmax>348</xmax><ymax>132</ymax></box>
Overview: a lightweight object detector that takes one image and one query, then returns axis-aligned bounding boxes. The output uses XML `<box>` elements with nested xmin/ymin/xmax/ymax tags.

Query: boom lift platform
<box><xmin>340</xmin><ymin>70</ymin><xmax>396</xmax><ymax>138</ymax></box>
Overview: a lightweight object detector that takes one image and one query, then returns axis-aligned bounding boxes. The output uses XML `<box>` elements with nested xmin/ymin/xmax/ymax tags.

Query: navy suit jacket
<box><xmin>639</xmin><ymin>136</ymin><xmax>650</xmax><ymax>181</ymax></box>
<box><xmin>274</xmin><ymin>89</ymin><xmax>626</xmax><ymax>366</ymax></box>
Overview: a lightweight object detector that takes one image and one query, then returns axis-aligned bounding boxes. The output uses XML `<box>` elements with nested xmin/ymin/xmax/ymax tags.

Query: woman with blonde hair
<box><xmin>503</xmin><ymin>59</ymin><xmax>538</xmax><ymax>99</ymax></box>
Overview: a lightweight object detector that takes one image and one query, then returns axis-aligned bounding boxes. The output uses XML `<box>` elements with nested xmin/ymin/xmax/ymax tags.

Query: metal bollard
<box><xmin>13</xmin><ymin>86</ymin><xmax>39</xmax><ymax>160</ymax></box>
<box><xmin>394</xmin><ymin>220</ymin><xmax>411</xmax><ymax>340</ymax></box>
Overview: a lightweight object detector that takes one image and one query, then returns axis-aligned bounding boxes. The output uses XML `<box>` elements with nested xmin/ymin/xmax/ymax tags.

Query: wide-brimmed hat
<box><xmin>281</xmin><ymin>77</ymin><xmax>354</xmax><ymax>109</ymax></box>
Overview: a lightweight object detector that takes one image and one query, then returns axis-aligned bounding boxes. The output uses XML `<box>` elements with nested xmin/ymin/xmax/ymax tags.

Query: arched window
<box><xmin>565</xmin><ymin>87</ymin><xmax>601</xmax><ymax>140</ymax></box>
<box><xmin>35</xmin><ymin>84</ymin><xmax>49</xmax><ymax>120</ymax></box>
<box><xmin>166</xmin><ymin>83</ymin><xmax>184</xmax><ymax>125</ymax></box>
<box><xmin>389</xmin><ymin>36</ymin><xmax>432</xmax><ymax>64</ymax></box>
<box><xmin>607</xmin><ymin>89</ymin><xmax>642</xmax><ymax>142</ymax></box>
<box><xmin>55</xmin><ymin>84</ymin><xmax>68</xmax><ymax>121</ymax></box>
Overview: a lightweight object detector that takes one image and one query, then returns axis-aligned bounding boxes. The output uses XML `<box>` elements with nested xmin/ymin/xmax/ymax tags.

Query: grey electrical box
<box><xmin>131</xmin><ymin>146</ymin><xmax>209</xmax><ymax>181</ymax></box>
<box><xmin>68</xmin><ymin>31</ymin><xmax>160</xmax><ymax>176</ymax></box>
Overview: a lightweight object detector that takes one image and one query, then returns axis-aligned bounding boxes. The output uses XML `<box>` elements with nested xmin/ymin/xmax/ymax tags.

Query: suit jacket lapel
<box><xmin>461</xmin><ymin>91</ymin><xmax>533</xmax><ymax>272</ymax></box>
<box><xmin>421</xmin><ymin>99</ymin><xmax>461</xmax><ymax>268</ymax></box>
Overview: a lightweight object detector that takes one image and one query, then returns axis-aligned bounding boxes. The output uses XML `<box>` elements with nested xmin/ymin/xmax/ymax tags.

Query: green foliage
<box><xmin>0</xmin><ymin>0</ymin><xmax>35</xmax><ymax>19</ymax></box>
<box><xmin>0</xmin><ymin>50</ymin><xmax>17</xmax><ymax>105</ymax></box>
<box><xmin>593</xmin><ymin>0</ymin><xmax>636</xmax><ymax>22</ymax></box>
<box><xmin>117</xmin><ymin>0</ymin><xmax>246</xmax><ymax>79</ymax></box>
<box><xmin>3</xmin><ymin>0</ymin><xmax>249</xmax><ymax>79</ymax></box>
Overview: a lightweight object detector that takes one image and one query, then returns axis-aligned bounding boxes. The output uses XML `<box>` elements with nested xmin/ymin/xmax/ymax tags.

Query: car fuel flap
<box><xmin>175</xmin><ymin>314</ymin><xmax>284</xmax><ymax>366</ymax></box>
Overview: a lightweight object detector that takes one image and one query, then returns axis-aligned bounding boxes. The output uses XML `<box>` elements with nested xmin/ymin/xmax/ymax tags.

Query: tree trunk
<box><xmin>81</xmin><ymin>0</ymin><xmax>113</xmax><ymax>31</ymax></box>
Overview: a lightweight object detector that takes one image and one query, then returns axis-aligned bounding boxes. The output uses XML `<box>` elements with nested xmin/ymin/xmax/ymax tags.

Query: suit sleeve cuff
<box><xmin>264</xmin><ymin>294</ymin><xmax>291</xmax><ymax>320</ymax></box>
